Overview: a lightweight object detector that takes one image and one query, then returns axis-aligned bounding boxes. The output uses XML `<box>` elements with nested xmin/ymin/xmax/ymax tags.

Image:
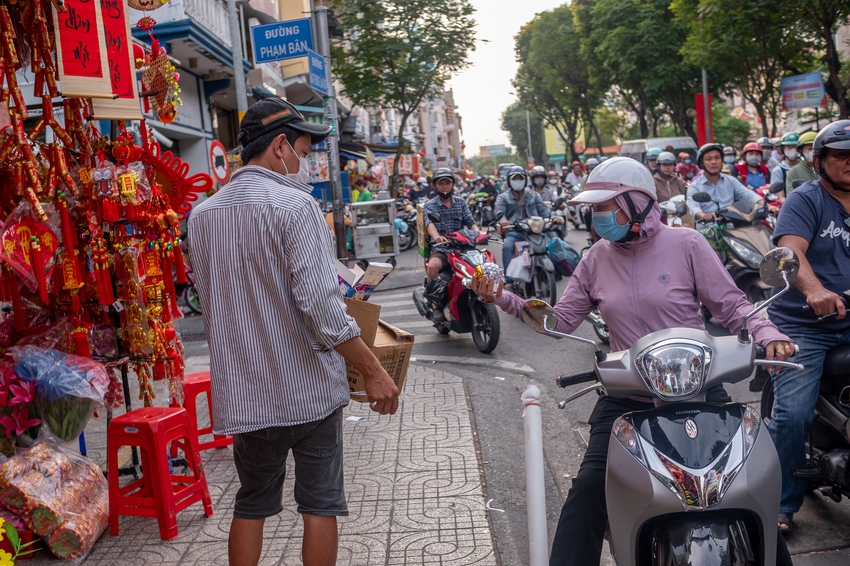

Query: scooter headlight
<box><xmin>723</xmin><ymin>236</ymin><xmax>763</xmax><ymax>270</ymax></box>
<box><xmin>527</xmin><ymin>217</ymin><xmax>545</xmax><ymax>234</ymax></box>
<box><xmin>634</xmin><ymin>339</ymin><xmax>711</xmax><ymax>401</ymax></box>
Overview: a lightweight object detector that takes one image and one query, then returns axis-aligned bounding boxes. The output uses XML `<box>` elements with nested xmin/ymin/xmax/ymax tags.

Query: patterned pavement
<box><xmin>25</xmin><ymin>360</ymin><xmax>497</xmax><ymax>565</ymax></box>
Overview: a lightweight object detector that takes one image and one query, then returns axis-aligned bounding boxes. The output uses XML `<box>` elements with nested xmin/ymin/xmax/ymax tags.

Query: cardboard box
<box><xmin>344</xmin><ymin>298</ymin><xmax>381</xmax><ymax>346</ymax></box>
<box><xmin>347</xmin><ymin>321</ymin><xmax>414</xmax><ymax>402</ymax></box>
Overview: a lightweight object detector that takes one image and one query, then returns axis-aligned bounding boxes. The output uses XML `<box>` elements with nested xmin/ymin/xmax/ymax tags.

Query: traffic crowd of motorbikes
<box><xmin>408</xmin><ymin>119</ymin><xmax>850</xmax><ymax>565</ymax></box>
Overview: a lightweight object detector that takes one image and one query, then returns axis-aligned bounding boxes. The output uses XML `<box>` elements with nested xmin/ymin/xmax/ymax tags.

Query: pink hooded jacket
<box><xmin>496</xmin><ymin>192</ymin><xmax>789</xmax><ymax>351</ymax></box>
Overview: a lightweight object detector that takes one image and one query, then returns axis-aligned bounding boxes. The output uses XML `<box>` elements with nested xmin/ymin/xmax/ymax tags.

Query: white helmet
<box><xmin>417</xmin><ymin>177</ymin><xmax>428</xmax><ymax>186</ymax></box>
<box><xmin>567</xmin><ymin>157</ymin><xmax>657</xmax><ymax>205</ymax></box>
<box><xmin>656</xmin><ymin>151</ymin><xmax>677</xmax><ymax>165</ymax></box>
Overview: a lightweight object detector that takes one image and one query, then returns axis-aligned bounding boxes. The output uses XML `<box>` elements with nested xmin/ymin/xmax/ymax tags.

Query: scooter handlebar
<box><xmin>556</xmin><ymin>370</ymin><xmax>597</xmax><ymax>388</ymax></box>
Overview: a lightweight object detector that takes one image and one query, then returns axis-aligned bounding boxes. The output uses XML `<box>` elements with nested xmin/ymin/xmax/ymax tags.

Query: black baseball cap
<box><xmin>237</xmin><ymin>98</ymin><xmax>332</xmax><ymax>147</ymax></box>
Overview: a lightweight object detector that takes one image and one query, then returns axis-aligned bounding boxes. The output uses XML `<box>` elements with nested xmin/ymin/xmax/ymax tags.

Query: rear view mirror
<box><xmin>769</xmin><ymin>182</ymin><xmax>785</xmax><ymax>195</ymax></box>
<box><xmin>554</xmin><ymin>197</ymin><xmax>566</xmax><ymax>208</ymax></box>
<box><xmin>675</xmin><ymin>203</ymin><xmax>688</xmax><ymax>217</ymax></box>
<box><xmin>792</xmin><ymin>180</ymin><xmax>805</xmax><ymax>189</ymax></box>
<box><xmin>426</xmin><ymin>212</ymin><xmax>441</xmax><ymax>224</ymax></box>
<box><xmin>691</xmin><ymin>191</ymin><xmax>712</xmax><ymax>203</ymax></box>
<box><xmin>760</xmin><ymin>247</ymin><xmax>799</xmax><ymax>287</ymax></box>
<box><xmin>521</xmin><ymin>300</ymin><xmax>557</xmax><ymax>334</ymax></box>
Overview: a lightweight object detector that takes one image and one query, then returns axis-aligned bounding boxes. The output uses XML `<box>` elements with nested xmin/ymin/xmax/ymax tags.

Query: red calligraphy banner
<box><xmin>91</xmin><ymin>0</ymin><xmax>143</xmax><ymax>119</ymax></box>
<box><xmin>53</xmin><ymin>0</ymin><xmax>113</xmax><ymax>98</ymax></box>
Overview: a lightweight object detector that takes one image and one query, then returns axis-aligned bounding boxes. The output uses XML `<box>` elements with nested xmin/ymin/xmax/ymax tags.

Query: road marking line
<box><xmin>370</xmin><ymin>299</ymin><xmax>413</xmax><ymax>308</ymax></box>
<box><xmin>413</xmin><ymin>354</ymin><xmax>535</xmax><ymax>374</ymax></box>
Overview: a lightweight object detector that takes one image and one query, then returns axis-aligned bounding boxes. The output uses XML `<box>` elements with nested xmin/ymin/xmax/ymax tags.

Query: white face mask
<box><xmin>803</xmin><ymin>150</ymin><xmax>814</xmax><ymax>164</ymax></box>
<box><xmin>509</xmin><ymin>179</ymin><xmax>526</xmax><ymax>192</ymax></box>
<box><xmin>533</xmin><ymin>177</ymin><xmax>545</xmax><ymax>187</ymax></box>
<box><xmin>280</xmin><ymin>140</ymin><xmax>310</xmax><ymax>184</ymax></box>
<box><xmin>783</xmin><ymin>148</ymin><xmax>798</xmax><ymax>161</ymax></box>
<box><xmin>548</xmin><ymin>178</ymin><xmax>558</xmax><ymax>185</ymax></box>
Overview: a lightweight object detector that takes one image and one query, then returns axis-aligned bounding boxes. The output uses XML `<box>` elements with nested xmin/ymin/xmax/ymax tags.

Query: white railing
<box><xmin>183</xmin><ymin>0</ymin><xmax>232</xmax><ymax>48</ymax></box>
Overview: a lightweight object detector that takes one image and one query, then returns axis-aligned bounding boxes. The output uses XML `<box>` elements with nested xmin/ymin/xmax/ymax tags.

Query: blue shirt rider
<box><xmin>495</xmin><ymin>166</ymin><xmax>563</xmax><ymax>284</ymax></box>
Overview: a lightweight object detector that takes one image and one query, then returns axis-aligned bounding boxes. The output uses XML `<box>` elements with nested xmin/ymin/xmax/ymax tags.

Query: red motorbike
<box><xmin>412</xmin><ymin>229</ymin><xmax>501</xmax><ymax>353</ymax></box>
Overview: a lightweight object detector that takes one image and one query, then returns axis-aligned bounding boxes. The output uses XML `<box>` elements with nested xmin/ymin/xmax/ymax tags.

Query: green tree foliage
<box><xmin>795</xmin><ymin>1</ymin><xmax>850</xmax><ymax>118</ymax></box>
<box><xmin>514</xmin><ymin>6</ymin><xmax>604</xmax><ymax>160</ymax></box>
<box><xmin>468</xmin><ymin>153</ymin><xmax>520</xmax><ymax>177</ymax></box>
<box><xmin>711</xmin><ymin>102</ymin><xmax>752</xmax><ymax>149</ymax></box>
<box><xmin>500</xmin><ymin>102</ymin><xmax>546</xmax><ymax>166</ymax></box>
<box><xmin>333</xmin><ymin>0</ymin><xmax>476</xmax><ymax>196</ymax></box>
<box><xmin>672</xmin><ymin>0</ymin><xmax>813</xmax><ymax>136</ymax></box>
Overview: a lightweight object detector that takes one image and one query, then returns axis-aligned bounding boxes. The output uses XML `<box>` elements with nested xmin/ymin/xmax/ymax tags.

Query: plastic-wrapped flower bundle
<box><xmin>10</xmin><ymin>347</ymin><xmax>108</xmax><ymax>442</ymax></box>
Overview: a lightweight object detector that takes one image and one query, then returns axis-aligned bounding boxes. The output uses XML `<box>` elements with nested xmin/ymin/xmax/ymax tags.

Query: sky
<box><xmin>448</xmin><ymin>0</ymin><xmax>566</xmax><ymax>157</ymax></box>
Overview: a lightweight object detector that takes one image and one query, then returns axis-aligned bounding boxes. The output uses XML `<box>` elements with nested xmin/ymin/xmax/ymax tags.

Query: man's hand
<box><xmin>768</xmin><ymin>205</ymin><xmax>780</xmax><ymax>216</ymax></box>
<box><xmin>470</xmin><ymin>275</ymin><xmax>503</xmax><ymax>304</ymax></box>
<box><xmin>764</xmin><ymin>340</ymin><xmax>797</xmax><ymax>375</ymax></box>
<box><xmin>696</xmin><ymin>212</ymin><xmax>716</xmax><ymax>222</ymax></box>
<box><xmin>552</xmin><ymin>216</ymin><xmax>564</xmax><ymax>225</ymax></box>
<box><xmin>500</xmin><ymin>220</ymin><xmax>510</xmax><ymax>228</ymax></box>
<box><xmin>806</xmin><ymin>287</ymin><xmax>847</xmax><ymax>319</ymax></box>
<box><xmin>436</xmin><ymin>235</ymin><xmax>448</xmax><ymax>245</ymax></box>
<box><xmin>363</xmin><ymin>366</ymin><xmax>399</xmax><ymax>415</ymax></box>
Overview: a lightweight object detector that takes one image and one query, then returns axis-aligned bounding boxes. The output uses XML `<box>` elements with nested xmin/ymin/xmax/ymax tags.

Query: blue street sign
<box><xmin>307</xmin><ymin>49</ymin><xmax>328</xmax><ymax>96</ymax></box>
<box><xmin>251</xmin><ymin>18</ymin><xmax>313</xmax><ymax>64</ymax></box>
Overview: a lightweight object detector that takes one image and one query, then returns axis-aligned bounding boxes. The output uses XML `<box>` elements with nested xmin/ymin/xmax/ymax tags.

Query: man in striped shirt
<box><xmin>189</xmin><ymin>98</ymin><xmax>399</xmax><ymax>566</ymax></box>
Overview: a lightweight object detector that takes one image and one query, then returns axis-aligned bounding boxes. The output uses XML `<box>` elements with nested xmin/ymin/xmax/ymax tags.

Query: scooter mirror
<box><xmin>691</xmin><ymin>191</ymin><xmax>712</xmax><ymax>203</ymax></box>
<box><xmin>760</xmin><ymin>247</ymin><xmax>800</xmax><ymax>287</ymax></box>
<box><xmin>769</xmin><ymin>182</ymin><xmax>786</xmax><ymax>195</ymax></box>
<box><xmin>426</xmin><ymin>212</ymin><xmax>441</xmax><ymax>225</ymax></box>
<box><xmin>675</xmin><ymin>202</ymin><xmax>688</xmax><ymax>217</ymax></box>
<box><xmin>554</xmin><ymin>197</ymin><xmax>566</xmax><ymax>209</ymax></box>
<box><xmin>521</xmin><ymin>299</ymin><xmax>557</xmax><ymax>334</ymax></box>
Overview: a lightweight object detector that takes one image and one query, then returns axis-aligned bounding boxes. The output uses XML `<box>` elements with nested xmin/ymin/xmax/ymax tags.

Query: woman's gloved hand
<box><xmin>470</xmin><ymin>275</ymin><xmax>503</xmax><ymax>304</ymax></box>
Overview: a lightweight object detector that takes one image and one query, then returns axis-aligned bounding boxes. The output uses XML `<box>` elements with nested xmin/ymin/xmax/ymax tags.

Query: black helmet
<box><xmin>696</xmin><ymin>143</ymin><xmax>724</xmax><ymax>169</ymax></box>
<box><xmin>506</xmin><ymin>166</ymin><xmax>527</xmax><ymax>190</ymax></box>
<box><xmin>432</xmin><ymin>167</ymin><xmax>454</xmax><ymax>185</ymax></box>
<box><xmin>813</xmin><ymin>119</ymin><xmax>850</xmax><ymax>157</ymax></box>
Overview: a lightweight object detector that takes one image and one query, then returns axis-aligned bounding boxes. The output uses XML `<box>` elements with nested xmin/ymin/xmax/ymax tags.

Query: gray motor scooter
<box><xmin>521</xmin><ymin>247</ymin><xmax>804</xmax><ymax>565</ymax></box>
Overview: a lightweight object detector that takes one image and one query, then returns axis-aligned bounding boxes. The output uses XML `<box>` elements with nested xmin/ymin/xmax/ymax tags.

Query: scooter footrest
<box><xmin>792</xmin><ymin>469</ymin><xmax>822</xmax><ymax>480</ymax></box>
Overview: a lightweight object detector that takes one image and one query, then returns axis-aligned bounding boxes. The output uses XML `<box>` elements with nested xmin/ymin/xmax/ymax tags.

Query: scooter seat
<box><xmin>823</xmin><ymin>344</ymin><xmax>850</xmax><ymax>380</ymax></box>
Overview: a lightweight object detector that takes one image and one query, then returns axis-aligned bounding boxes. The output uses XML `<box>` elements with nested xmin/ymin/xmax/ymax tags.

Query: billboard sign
<box><xmin>781</xmin><ymin>72</ymin><xmax>826</xmax><ymax>110</ymax></box>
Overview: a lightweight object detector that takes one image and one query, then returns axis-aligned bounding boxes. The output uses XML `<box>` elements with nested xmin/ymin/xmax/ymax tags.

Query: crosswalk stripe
<box><xmin>384</xmin><ymin>320</ymin><xmax>437</xmax><ymax>329</ymax></box>
<box><xmin>377</xmin><ymin>308</ymin><xmax>421</xmax><ymax>319</ymax></box>
<box><xmin>369</xmin><ymin>299</ymin><xmax>412</xmax><ymax>308</ymax></box>
<box><xmin>372</xmin><ymin>289</ymin><xmax>418</xmax><ymax>301</ymax></box>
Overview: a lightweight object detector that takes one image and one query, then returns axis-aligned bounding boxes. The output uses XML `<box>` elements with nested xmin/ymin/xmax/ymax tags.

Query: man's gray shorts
<box><xmin>232</xmin><ymin>407</ymin><xmax>347</xmax><ymax>519</ymax></box>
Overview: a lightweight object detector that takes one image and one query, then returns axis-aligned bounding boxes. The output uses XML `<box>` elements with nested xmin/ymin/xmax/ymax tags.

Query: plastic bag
<box><xmin>0</xmin><ymin>442</ymin><xmax>107</xmax><ymax>562</ymax></box>
<box><xmin>506</xmin><ymin>255</ymin><xmax>532</xmax><ymax>282</ymax></box>
<box><xmin>547</xmin><ymin>237</ymin><xmax>582</xmax><ymax>277</ymax></box>
<box><xmin>9</xmin><ymin>347</ymin><xmax>108</xmax><ymax>443</ymax></box>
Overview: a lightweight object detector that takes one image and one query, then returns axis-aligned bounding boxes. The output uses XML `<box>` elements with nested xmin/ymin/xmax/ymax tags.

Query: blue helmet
<box><xmin>506</xmin><ymin>166</ymin><xmax>527</xmax><ymax>190</ymax></box>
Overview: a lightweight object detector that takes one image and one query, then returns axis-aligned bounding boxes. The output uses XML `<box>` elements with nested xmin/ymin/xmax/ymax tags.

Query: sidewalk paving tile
<box><xmin>25</xmin><ymin>362</ymin><xmax>495</xmax><ymax>565</ymax></box>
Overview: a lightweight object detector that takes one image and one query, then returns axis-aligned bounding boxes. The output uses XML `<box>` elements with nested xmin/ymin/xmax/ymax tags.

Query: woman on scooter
<box><xmin>470</xmin><ymin>157</ymin><xmax>796</xmax><ymax>566</ymax></box>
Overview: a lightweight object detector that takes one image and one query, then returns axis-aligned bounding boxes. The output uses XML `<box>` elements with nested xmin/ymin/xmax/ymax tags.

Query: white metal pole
<box><xmin>526</xmin><ymin>109</ymin><xmax>534</xmax><ymax>166</ymax></box>
<box><xmin>522</xmin><ymin>384</ymin><xmax>548</xmax><ymax>566</ymax></box>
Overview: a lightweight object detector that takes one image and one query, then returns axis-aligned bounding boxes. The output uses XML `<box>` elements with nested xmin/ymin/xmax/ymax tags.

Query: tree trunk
<box><xmin>627</xmin><ymin>98</ymin><xmax>649</xmax><ymax>139</ymax></box>
<box><xmin>390</xmin><ymin>111</ymin><xmax>411</xmax><ymax>199</ymax></box>
<box><xmin>751</xmin><ymin>99</ymin><xmax>770</xmax><ymax>138</ymax></box>
<box><xmin>581</xmin><ymin>98</ymin><xmax>604</xmax><ymax>154</ymax></box>
<box><xmin>821</xmin><ymin>20</ymin><xmax>849</xmax><ymax>119</ymax></box>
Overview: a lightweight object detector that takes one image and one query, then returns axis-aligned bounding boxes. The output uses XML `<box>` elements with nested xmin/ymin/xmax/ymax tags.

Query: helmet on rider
<box><xmin>656</xmin><ymin>152</ymin><xmax>677</xmax><ymax>165</ymax></box>
<box><xmin>599</xmin><ymin>156</ymin><xmax>609</xmax><ymax>162</ymax></box>
<box><xmin>506</xmin><ymin>165</ymin><xmax>528</xmax><ymax>193</ymax></box>
<box><xmin>645</xmin><ymin>148</ymin><xmax>662</xmax><ymax>162</ymax></box>
<box><xmin>585</xmin><ymin>157</ymin><xmax>600</xmax><ymax>172</ymax></box>
<box><xmin>547</xmin><ymin>170</ymin><xmax>560</xmax><ymax>185</ymax></box>
<box><xmin>530</xmin><ymin>165</ymin><xmax>547</xmax><ymax>187</ymax></box>
<box><xmin>779</xmin><ymin>132</ymin><xmax>800</xmax><ymax>147</ymax></box>
<box><xmin>432</xmin><ymin>167</ymin><xmax>455</xmax><ymax>200</ymax></box>
<box><xmin>567</xmin><ymin>157</ymin><xmax>657</xmax><ymax>242</ymax></box>
<box><xmin>417</xmin><ymin>176</ymin><xmax>428</xmax><ymax>186</ymax></box>
<box><xmin>813</xmin><ymin>119</ymin><xmax>850</xmax><ymax>191</ymax></box>
<box><xmin>742</xmin><ymin>142</ymin><xmax>763</xmax><ymax>167</ymax></box>
<box><xmin>756</xmin><ymin>136</ymin><xmax>774</xmax><ymax>149</ymax></box>
<box><xmin>678</xmin><ymin>152</ymin><xmax>689</xmax><ymax>161</ymax></box>
<box><xmin>696</xmin><ymin>143</ymin><xmax>724</xmax><ymax>169</ymax></box>
<box><xmin>797</xmin><ymin>130</ymin><xmax>817</xmax><ymax>150</ymax></box>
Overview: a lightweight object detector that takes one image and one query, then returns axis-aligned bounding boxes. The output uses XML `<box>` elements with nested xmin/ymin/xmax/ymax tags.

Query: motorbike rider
<box><xmin>758</xmin><ymin>136</ymin><xmax>781</xmax><ymax>171</ymax></box>
<box><xmin>564</xmin><ymin>161</ymin><xmax>586</xmax><ymax>187</ymax></box>
<box><xmin>645</xmin><ymin>147</ymin><xmax>662</xmax><ymax>174</ymax></box>
<box><xmin>675</xmin><ymin>151</ymin><xmax>700</xmax><ymax>181</ymax></box>
<box><xmin>735</xmin><ymin>141</ymin><xmax>771</xmax><ymax>189</ymax></box>
<box><xmin>407</xmin><ymin>176</ymin><xmax>436</xmax><ymax>202</ymax></box>
<box><xmin>547</xmin><ymin>170</ymin><xmax>566</xmax><ymax>199</ymax></box>
<box><xmin>470</xmin><ymin>157</ymin><xmax>795</xmax><ymax>566</ymax></box>
<box><xmin>771</xmin><ymin>132</ymin><xmax>801</xmax><ymax>190</ymax></box>
<box><xmin>530</xmin><ymin>166</ymin><xmax>557</xmax><ymax>203</ymax></box>
<box><xmin>722</xmin><ymin>146</ymin><xmax>739</xmax><ymax>178</ymax></box>
<box><xmin>423</xmin><ymin>168</ymin><xmax>482</xmax><ymax>304</ymax></box>
<box><xmin>766</xmin><ymin>119</ymin><xmax>850</xmax><ymax>535</ymax></box>
<box><xmin>687</xmin><ymin>142</ymin><xmax>774</xmax><ymax>222</ymax></box>
<box><xmin>495</xmin><ymin>166</ymin><xmax>563</xmax><ymax>286</ymax></box>
<box><xmin>653</xmin><ymin>151</ymin><xmax>688</xmax><ymax>202</ymax></box>
<box><xmin>786</xmin><ymin>130</ymin><xmax>819</xmax><ymax>194</ymax></box>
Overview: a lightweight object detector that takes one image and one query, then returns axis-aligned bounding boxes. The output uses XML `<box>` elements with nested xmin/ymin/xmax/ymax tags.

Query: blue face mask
<box><xmin>724</xmin><ymin>156</ymin><xmax>735</xmax><ymax>164</ymax></box>
<box><xmin>592</xmin><ymin>209</ymin><xmax>631</xmax><ymax>242</ymax></box>
<box><xmin>684</xmin><ymin>159</ymin><xmax>692</xmax><ymax>165</ymax></box>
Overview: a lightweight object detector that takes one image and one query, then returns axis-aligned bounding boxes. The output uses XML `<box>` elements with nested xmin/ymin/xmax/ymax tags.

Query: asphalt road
<box><xmin>178</xmin><ymin>223</ymin><xmax>850</xmax><ymax>564</ymax></box>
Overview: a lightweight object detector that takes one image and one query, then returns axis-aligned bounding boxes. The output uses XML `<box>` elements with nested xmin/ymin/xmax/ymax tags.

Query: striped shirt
<box><xmin>188</xmin><ymin>165</ymin><xmax>359</xmax><ymax>434</ymax></box>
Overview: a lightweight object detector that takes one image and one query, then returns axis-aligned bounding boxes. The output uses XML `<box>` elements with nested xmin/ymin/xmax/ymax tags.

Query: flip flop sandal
<box><xmin>778</xmin><ymin>512</ymin><xmax>796</xmax><ymax>535</ymax></box>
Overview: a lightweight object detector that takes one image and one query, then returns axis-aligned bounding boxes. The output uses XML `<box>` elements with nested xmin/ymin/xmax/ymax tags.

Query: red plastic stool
<box><xmin>177</xmin><ymin>371</ymin><xmax>232</xmax><ymax>451</ymax></box>
<box><xmin>108</xmin><ymin>407</ymin><xmax>214</xmax><ymax>540</ymax></box>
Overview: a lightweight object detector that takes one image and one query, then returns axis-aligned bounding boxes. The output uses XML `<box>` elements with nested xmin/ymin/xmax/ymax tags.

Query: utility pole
<box><xmin>226</xmin><ymin>0</ymin><xmax>248</xmax><ymax>119</ymax></box>
<box><xmin>525</xmin><ymin>109</ymin><xmax>534</xmax><ymax>166</ymax></box>
<box><xmin>314</xmin><ymin>5</ymin><xmax>347</xmax><ymax>261</ymax></box>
